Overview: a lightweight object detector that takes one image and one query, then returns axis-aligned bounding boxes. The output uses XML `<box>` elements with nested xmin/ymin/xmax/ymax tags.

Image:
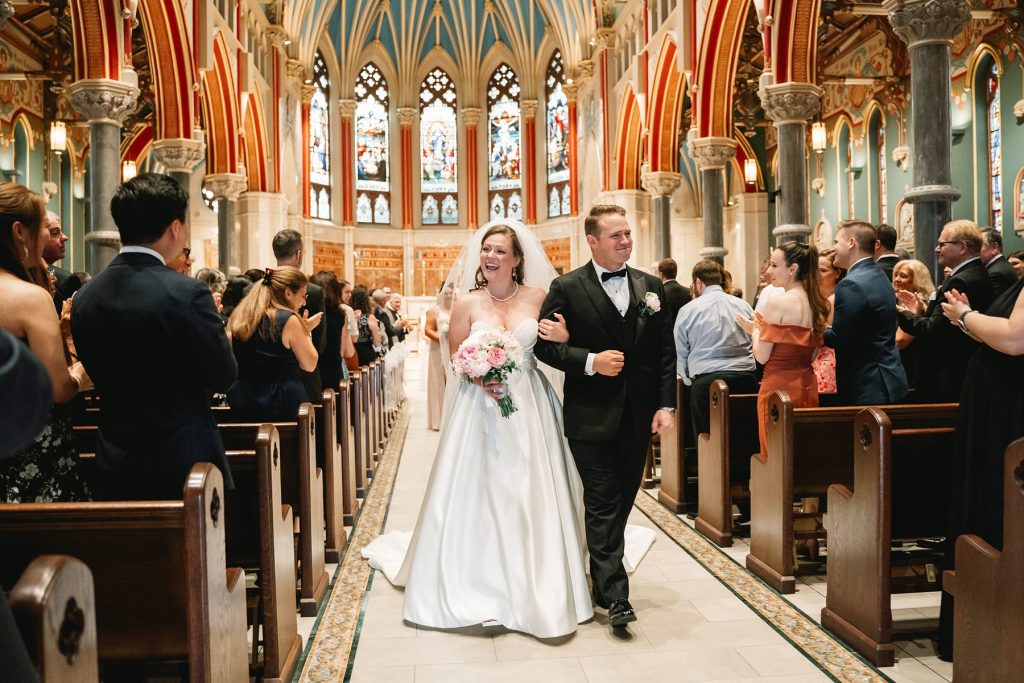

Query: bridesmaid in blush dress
<box><xmin>424</xmin><ymin>285</ymin><xmax>453</xmax><ymax>430</ymax></box>
<box><xmin>738</xmin><ymin>242</ymin><xmax>831</xmax><ymax>457</ymax></box>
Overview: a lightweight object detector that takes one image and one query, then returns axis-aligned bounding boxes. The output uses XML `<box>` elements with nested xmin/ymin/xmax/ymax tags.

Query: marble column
<box><xmin>150</xmin><ymin>136</ymin><xmax>206</xmax><ymax>194</ymax></box>
<box><xmin>204</xmin><ymin>173</ymin><xmax>247</xmax><ymax>273</ymax></box>
<box><xmin>564</xmin><ymin>83</ymin><xmax>580</xmax><ymax>216</ymax></box>
<box><xmin>338</xmin><ymin>99</ymin><xmax>357</xmax><ymax>226</ymax></box>
<box><xmin>641</xmin><ymin>171</ymin><xmax>681</xmax><ymax>260</ymax></box>
<box><xmin>520</xmin><ymin>100</ymin><xmax>538</xmax><ymax>224</ymax></box>
<box><xmin>67</xmin><ymin>78</ymin><xmax>140</xmax><ymax>273</ymax></box>
<box><xmin>759</xmin><ymin>82</ymin><xmax>821</xmax><ymax>243</ymax></box>
<box><xmin>887</xmin><ymin>0</ymin><xmax>971</xmax><ymax>280</ymax></box>
<box><xmin>688</xmin><ymin>137</ymin><xmax>737</xmax><ymax>264</ymax></box>
<box><xmin>397</xmin><ymin>107</ymin><xmax>417</xmax><ymax>229</ymax></box>
<box><xmin>461</xmin><ymin>107</ymin><xmax>481</xmax><ymax>229</ymax></box>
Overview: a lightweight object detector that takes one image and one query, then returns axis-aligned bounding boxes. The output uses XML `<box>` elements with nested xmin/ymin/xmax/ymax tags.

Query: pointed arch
<box><xmin>772</xmin><ymin>0</ymin><xmax>822</xmax><ymax>84</ymax></box>
<box><xmin>69</xmin><ymin>0</ymin><xmax>121</xmax><ymax>81</ymax></box>
<box><xmin>647</xmin><ymin>36</ymin><xmax>686</xmax><ymax>173</ymax></box>
<box><xmin>120</xmin><ymin>124</ymin><xmax>154</xmax><ymax>166</ymax></box>
<box><xmin>137</xmin><ymin>0</ymin><xmax>196</xmax><ymax>140</ymax></box>
<box><xmin>733</xmin><ymin>128</ymin><xmax>763</xmax><ymax>191</ymax></box>
<box><xmin>201</xmin><ymin>32</ymin><xmax>242</xmax><ymax>175</ymax></box>
<box><xmin>615</xmin><ymin>87</ymin><xmax>643</xmax><ymax>190</ymax></box>
<box><xmin>693</xmin><ymin>0</ymin><xmax>750</xmax><ymax>138</ymax></box>
<box><xmin>244</xmin><ymin>92</ymin><xmax>270</xmax><ymax>192</ymax></box>
<box><xmin>863</xmin><ymin>101</ymin><xmax>888</xmax><ymax>224</ymax></box>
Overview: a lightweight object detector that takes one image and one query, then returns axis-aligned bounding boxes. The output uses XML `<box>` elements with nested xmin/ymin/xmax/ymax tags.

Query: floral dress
<box><xmin>1</xmin><ymin>402</ymin><xmax>91</xmax><ymax>502</ymax></box>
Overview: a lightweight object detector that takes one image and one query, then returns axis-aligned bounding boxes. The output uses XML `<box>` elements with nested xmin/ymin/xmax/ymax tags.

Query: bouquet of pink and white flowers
<box><xmin>452</xmin><ymin>328</ymin><xmax>524</xmax><ymax>418</ymax></box>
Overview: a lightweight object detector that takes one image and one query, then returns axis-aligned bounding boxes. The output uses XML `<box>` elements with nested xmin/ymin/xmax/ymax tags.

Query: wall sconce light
<box><xmin>49</xmin><ymin>122</ymin><xmax>67</xmax><ymax>156</ymax></box>
<box><xmin>743</xmin><ymin>158</ymin><xmax>757</xmax><ymax>185</ymax></box>
<box><xmin>121</xmin><ymin>160</ymin><xmax>138</xmax><ymax>182</ymax></box>
<box><xmin>0</xmin><ymin>135</ymin><xmax>13</xmax><ymax>174</ymax></box>
<box><xmin>811</xmin><ymin>121</ymin><xmax>827</xmax><ymax>153</ymax></box>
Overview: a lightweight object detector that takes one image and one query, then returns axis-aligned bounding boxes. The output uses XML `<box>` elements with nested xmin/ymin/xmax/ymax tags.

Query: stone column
<box><xmin>397</xmin><ymin>107</ymin><xmax>417</xmax><ymax>229</ymax></box>
<box><xmin>641</xmin><ymin>171</ymin><xmax>681</xmax><ymax>260</ymax></box>
<box><xmin>299</xmin><ymin>81</ymin><xmax>315</xmax><ymax>218</ymax></box>
<box><xmin>887</xmin><ymin>0</ymin><xmax>971</xmax><ymax>280</ymax></box>
<box><xmin>150</xmin><ymin>137</ymin><xmax>206</xmax><ymax>193</ymax></box>
<box><xmin>564</xmin><ymin>83</ymin><xmax>580</xmax><ymax>217</ymax></box>
<box><xmin>520</xmin><ymin>100</ymin><xmax>538</xmax><ymax>224</ymax></box>
<box><xmin>759</xmin><ymin>82</ymin><xmax>821</xmax><ymax>243</ymax></box>
<box><xmin>688</xmin><ymin>137</ymin><xmax>737</xmax><ymax>263</ymax></box>
<box><xmin>461</xmin><ymin>107</ymin><xmax>482</xmax><ymax>228</ymax></box>
<box><xmin>338</xmin><ymin>99</ymin><xmax>357</xmax><ymax>225</ymax></box>
<box><xmin>67</xmin><ymin>78</ymin><xmax>140</xmax><ymax>273</ymax></box>
<box><xmin>204</xmin><ymin>173</ymin><xmax>247</xmax><ymax>273</ymax></box>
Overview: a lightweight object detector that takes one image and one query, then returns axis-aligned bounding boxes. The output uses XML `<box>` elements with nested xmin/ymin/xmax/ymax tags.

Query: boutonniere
<box><xmin>639</xmin><ymin>292</ymin><xmax>661</xmax><ymax>317</ymax></box>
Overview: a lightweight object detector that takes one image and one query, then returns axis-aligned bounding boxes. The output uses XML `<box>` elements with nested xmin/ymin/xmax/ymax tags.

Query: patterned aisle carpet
<box><xmin>297</xmin><ymin>407</ymin><xmax>888</xmax><ymax>683</ymax></box>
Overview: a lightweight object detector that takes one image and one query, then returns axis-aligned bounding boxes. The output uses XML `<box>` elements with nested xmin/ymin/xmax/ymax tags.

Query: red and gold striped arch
<box><xmin>120</xmin><ymin>124</ymin><xmax>153</xmax><ymax>165</ymax></box>
<box><xmin>201</xmin><ymin>32</ymin><xmax>241</xmax><ymax>175</ymax></box>
<box><xmin>137</xmin><ymin>0</ymin><xmax>196</xmax><ymax>140</ymax></box>
<box><xmin>772</xmin><ymin>0</ymin><xmax>822</xmax><ymax>84</ymax></box>
<box><xmin>70</xmin><ymin>0</ymin><xmax>121</xmax><ymax>82</ymax></box>
<box><xmin>646</xmin><ymin>37</ymin><xmax>686</xmax><ymax>174</ymax></box>
<box><xmin>615</xmin><ymin>87</ymin><xmax>643</xmax><ymax>190</ymax></box>
<box><xmin>244</xmin><ymin>92</ymin><xmax>270</xmax><ymax>192</ymax></box>
<box><xmin>694</xmin><ymin>0</ymin><xmax>749</xmax><ymax>139</ymax></box>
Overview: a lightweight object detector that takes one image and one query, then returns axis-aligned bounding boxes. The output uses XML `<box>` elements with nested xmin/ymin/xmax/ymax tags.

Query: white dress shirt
<box><xmin>119</xmin><ymin>245</ymin><xmax>166</xmax><ymax>265</ymax></box>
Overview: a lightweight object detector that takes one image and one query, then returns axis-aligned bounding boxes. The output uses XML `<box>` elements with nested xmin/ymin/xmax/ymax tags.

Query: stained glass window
<box><xmin>309</xmin><ymin>51</ymin><xmax>331</xmax><ymax>220</ymax></box>
<box><xmin>986</xmin><ymin>62</ymin><xmax>1002</xmax><ymax>231</ymax></box>
<box><xmin>487</xmin><ymin>63</ymin><xmax>522</xmax><ymax>221</ymax></box>
<box><xmin>420</xmin><ymin>67</ymin><xmax>458</xmax><ymax>225</ymax></box>
<box><xmin>356</xmin><ymin>63</ymin><xmax>390</xmax><ymax>224</ymax></box>
<box><xmin>546</xmin><ymin>51</ymin><xmax>571</xmax><ymax>218</ymax></box>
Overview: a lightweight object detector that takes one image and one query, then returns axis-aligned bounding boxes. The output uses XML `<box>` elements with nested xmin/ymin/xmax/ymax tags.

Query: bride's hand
<box><xmin>481</xmin><ymin>378</ymin><xmax>508</xmax><ymax>401</ymax></box>
<box><xmin>538</xmin><ymin>313</ymin><xmax>569</xmax><ymax>343</ymax></box>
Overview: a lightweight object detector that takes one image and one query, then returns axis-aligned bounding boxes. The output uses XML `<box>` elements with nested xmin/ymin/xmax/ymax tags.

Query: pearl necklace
<box><xmin>485</xmin><ymin>283</ymin><xmax>519</xmax><ymax>302</ymax></box>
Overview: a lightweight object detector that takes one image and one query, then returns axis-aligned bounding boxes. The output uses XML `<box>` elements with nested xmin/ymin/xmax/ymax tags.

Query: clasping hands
<box><xmin>537</xmin><ymin>313</ymin><xmax>569</xmax><ymax>343</ymax></box>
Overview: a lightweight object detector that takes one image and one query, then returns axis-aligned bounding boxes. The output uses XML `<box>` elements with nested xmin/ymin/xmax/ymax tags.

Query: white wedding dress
<box><xmin>363</xmin><ymin>318</ymin><xmax>655</xmax><ymax>639</ymax></box>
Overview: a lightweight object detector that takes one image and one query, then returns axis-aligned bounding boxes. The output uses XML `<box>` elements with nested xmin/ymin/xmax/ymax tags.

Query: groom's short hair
<box><xmin>584</xmin><ymin>204</ymin><xmax>627</xmax><ymax>237</ymax></box>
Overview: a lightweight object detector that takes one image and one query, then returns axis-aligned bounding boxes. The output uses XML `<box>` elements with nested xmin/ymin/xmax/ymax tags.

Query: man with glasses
<box><xmin>168</xmin><ymin>246</ymin><xmax>193</xmax><ymax>276</ymax></box>
<box><xmin>41</xmin><ymin>210</ymin><xmax>81</xmax><ymax>312</ymax></box>
<box><xmin>896</xmin><ymin>220</ymin><xmax>995</xmax><ymax>402</ymax></box>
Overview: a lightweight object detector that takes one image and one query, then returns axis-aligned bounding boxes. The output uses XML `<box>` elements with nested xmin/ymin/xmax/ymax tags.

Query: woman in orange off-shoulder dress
<box><xmin>738</xmin><ymin>242</ymin><xmax>830</xmax><ymax>456</ymax></box>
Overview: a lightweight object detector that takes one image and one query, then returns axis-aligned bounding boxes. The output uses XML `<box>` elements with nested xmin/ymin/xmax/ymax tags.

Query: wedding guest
<box><xmin>371</xmin><ymin>288</ymin><xmax>397</xmax><ymax>345</ymax></box>
<box><xmin>424</xmin><ymin>284</ymin><xmax>454</xmax><ymax>430</ymax></box>
<box><xmin>340</xmin><ymin>278</ymin><xmax>360</xmax><ymax>374</ymax></box>
<box><xmin>350</xmin><ymin>285</ymin><xmax>383</xmax><ymax>366</ymax></box>
<box><xmin>195</xmin><ymin>267</ymin><xmax>227</xmax><ymax>294</ymax></box>
<box><xmin>657</xmin><ymin>258</ymin><xmax>691</xmax><ymax>321</ymax></box>
<box><xmin>811</xmin><ymin>248</ymin><xmax>843</xmax><ymax>394</ymax></box>
<box><xmin>0</xmin><ymin>329</ymin><xmax>52</xmax><ymax>461</ymax></box>
<box><xmin>892</xmin><ymin>259</ymin><xmax>935</xmax><ymax>390</ymax></box>
<box><xmin>73</xmin><ymin>271</ymin><xmax>91</xmax><ymax>286</ymax></box>
<box><xmin>874</xmin><ymin>223</ymin><xmax>902</xmax><ymax>281</ymax></box>
<box><xmin>309</xmin><ymin>270</ymin><xmax>354</xmax><ymax>392</ymax></box>
<box><xmin>1008</xmin><ymin>250</ymin><xmax>1024</xmax><ymax>278</ymax></box>
<box><xmin>220</xmin><ymin>276</ymin><xmax>250</xmax><ymax>319</ymax></box>
<box><xmin>226</xmin><ymin>267</ymin><xmax>321</xmax><ymax>421</ymax></box>
<box><xmin>753</xmin><ymin>256</ymin><xmax>785</xmax><ymax>312</ymax></box>
<box><xmin>243</xmin><ymin>268</ymin><xmax>264</xmax><ymax>283</ymax></box>
<box><xmin>0</xmin><ymin>184</ymin><xmax>93</xmax><ymax>502</ymax></box>
<box><xmin>167</xmin><ymin>245</ymin><xmax>192</xmax><ymax>275</ymax></box>
<box><xmin>980</xmin><ymin>228</ymin><xmax>1018</xmax><ymax>296</ymax></box>
<box><xmin>272</xmin><ymin>229</ymin><xmax>326</xmax><ymax>402</ymax></box>
<box><xmin>41</xmin><ymin>210</ymin><xmax>80</xmax><ymax>313</ymax></box>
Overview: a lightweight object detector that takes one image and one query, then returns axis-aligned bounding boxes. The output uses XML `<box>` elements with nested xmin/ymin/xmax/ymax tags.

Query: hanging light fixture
<box><xmin>743</xmin><ymin>157</ymin><xmax>758</xmax><ymax>185</ymax></box>
<box><xmin>121</xmin><ymin>160</ymin><xmax>138</xmax><ymax>182</ymax></box>
<box><xmin>0</xmin><ymin>135</ymin><xmax>13</xmax><ymax>173</ymax></box>
<box><xmin>50</xmin><ymin>121</ymin><xmax>67</xmax><ymax>156</ymax></box>
<box><xmin>811</xmin><ymin>121</ymin><xmax>827</xmax><ymax>153</ymax></box>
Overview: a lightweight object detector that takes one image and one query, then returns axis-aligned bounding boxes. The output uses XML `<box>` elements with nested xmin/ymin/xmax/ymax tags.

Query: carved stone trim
<box><xmin>688</xmin><ymin>137</ymin><xmax>737</xmax><ymax>170</ymax></box>
<box><xmin>66</xmin><ymin>79</ymin><xmax>140</xmax><ymax>126</ymax></box>
<box><xmin>576</xmin><ymin>61</ymin><xmax>595</xmax><ymax>84</ymax></box>
<box><xmin>563</xmin><ymin>82</ymin><xmax>579</xmax><ymax>102</ymax></box>
<box><xmin>301</xmin><ymin>84</ymin><xmax>316</xmax><ymax>104</ymax></box>
<box><xmin>773</xmin><ymin>223</ymin><xmax>813</xmax><ymax>240</ymax></box>
<box><xmin>885</xmin><ymin>0</ymin><xmax>971</xmax><ymax>49</ymax></box>
<box><xmin>520</xmin><ymin>100</ymin><xmax>538</xmax><ymax>119</ymax></box>
<box><xmin>460</xmin><ymin>107</ymin><xmax>482</xmax><ymax>126</ymax></box>
<box><xmin>759</xmin><ymin>82</ymin><xmax>822</xmax><ymax>125</ymax></box>
<box><xmin>286</xmin><ymin>59</ymin><xmax>305</xmax><ymax>82</ymax></box>
<box><xmin>1014</xmin><ymin>100</ymin><xmax>1024</xmax><ymax>119</ymax></box>
<box><xmin>151</xmin><ymin>137</ymin><xmax>206</xmax><ymax>174</ymax></box>
<box><xmin>641</xmin><ymin>171</ymin><xmax>681</xmax><ymax>197</ymax></box>
<box><xmin>594</xmin><ymin>28</ymin><xmax>618</xmax><ymax>52</ymax></box>
<box><xmin>264</xmin><ymin>25</ymin><xmax>288</xmax><ymax>49</ymax></box>
<box><xmin>204</xmin><ymin>173</ymin><xmax>248</xmax><ymax>201</ymax></box>
<box><xmin>84</xmin><ymin>230</ymin><xmax>122</xmax><ymax>249</ymax></box>
<box><xmin>903</xmin><ymin>183</ymin><xmax>962</xmax><ymax>203</ymax></box>
<box><xmin>0</xmin><ymin>1</ymin><xmax>14</xmax><ymax>31</ymax></box>
<box><xmin>397</xmin><ymin>107</ymin><xmax>417</xmax><ymax>126</ymax></box>
<box><xmin>338</xmin><ymin>99</ymin><xmax>357</xmax><ymax>117</ymax></box>
<box><xmin>699</xmin><ymin>245</ymin><xmax>730</xmax><ymax>259</ymax></box>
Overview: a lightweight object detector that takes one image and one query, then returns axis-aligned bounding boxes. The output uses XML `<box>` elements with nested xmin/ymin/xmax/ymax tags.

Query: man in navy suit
<box><xmin>72</xmin><ymin>174</ymin><xmax>237</xmax><ymax>500</ymax></box>
<box><xmin>824</xmin><ymin>220</ymin><xmax>908</xmax><ymax>405</ymax></box>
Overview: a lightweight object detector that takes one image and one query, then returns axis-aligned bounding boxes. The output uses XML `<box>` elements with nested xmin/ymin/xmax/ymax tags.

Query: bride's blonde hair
<box><xmin>472</xmin><ymin>224</ymin><xmax>526</xmax><ymax>290</ymax></box>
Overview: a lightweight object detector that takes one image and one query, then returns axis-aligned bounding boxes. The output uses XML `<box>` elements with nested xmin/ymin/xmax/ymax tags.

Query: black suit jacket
<box><xmin>824</xmin><ymin>259</ymin><xmax>908</xmax><ymax>405</ymax></box>
<box><xmin>49</xmin><ymin>265</ymin><xmax>81</xmax><ymax>313</ymax></box>
<box><xmin>985</xmin><ymin>255</ymin><xmax>1019</xmax><ymax>297</ymax></box>
<box><xmin>300</xmin><ymin>281</ymin><xmax>326</xmax><ymax>402</ymax></box>
<box><xmin>662</xmin><ymin>279</ymin><xmax>692</xmax><ymax>324</ymax></box>
<box><xmin>379</xmin><ymin>306</ymin><xmax>406</xmax><ymax>344</ymax></box>
<box><xmin>875</xmin><ymin>254</ymin><xmax>901</xmax><ymax>283</ymax></box>
<box><xmin>898</xmin><ymin>258</ymin><xmax>995</xmax><ymax>403</ymax></box>
<box><xmin>71</xmin><ymin>252</ymin><xmax>237</xmax><ymax>497</ymax></box>
<box><xmin>535</xmin><ymin>262</ymin><xmax>676</xmax><ymax>441</ymax></box>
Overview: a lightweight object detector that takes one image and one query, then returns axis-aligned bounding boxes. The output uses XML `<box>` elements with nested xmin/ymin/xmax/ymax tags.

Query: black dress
<box><xmin>317</xmin><ymin>307</ymin><xmax>344</xmax><ymax>392</ymax></box>
<box><xmin>355</xmin><ymin>315</ymin><xmax>378</xmax><ymax>366</ymax></box>
<box><xmin>227</xmin><ymin>309</ymin><xmax>307</xmax><ymax>421</ymax></box>
<box><xmin>938</xmin><ymin>277</ymin><xmax>1024</xmax><ymax>657</ymax></box>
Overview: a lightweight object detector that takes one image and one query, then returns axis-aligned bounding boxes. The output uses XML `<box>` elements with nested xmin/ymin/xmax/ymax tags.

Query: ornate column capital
<box><xmin>264</xmin><ymin>25</ymin><xmax>289</xmax><ymax>49</ymax></box>
<box><xmin>301</xmin><ymin>84</ymin><xmax>316</xmax><ymax>104</ymax></box>
<box><xmin>641</xmin><ymin>171</ymin><xmax>681</xmax><ymax>197</ymax></box>
<box><xmin>575</xmin><ymin>60</ymin><xmax>595</xmax><ymax>84</ymax></box>
<box><xmin>397</xmin><ymin>107</ymin><xmax>417</xmax><ymax>126</ymax></box>
<box><xmin>286</xmin><ymin>59</ymin><xmax>305</xmax><ymax>82</ymax></box>
<box><xmin>520</xmin><ymin>99</ymin><xmax>538</xmax><ymax>119</ymax></box>
<box><xmin>759</xmin><ymin>82</ymin><xmax>822</xmax><ymax>125</ymax></box>
<box><xmin>204</xmin><ymin>173</ymin><xmax>248</xmax><ymax>201</ymax></box>
<box><xmin>885</xmin><ymin>0</ymin><xmax>971</xmax><ymax>49</ymax></box>
<box><xmin>338</xmin><ymin>98</ymin><xmax>357</xmax><ymax>118</ymax></box>
<box><xmin>66</xmin><ymin>79</ymin><xmax>139</xmax><ymax>126</ymax></box>
<box><xmin>460</xmin><ymin>107</ymin><xmax>482</xmax><ymax>126</ymax></box>
<box><xmin>151</xmin><ymin>137</ymin><xmax>206</xmax><ymax>174</ymax></box>
<box><xmin>0</xmin><ymin>1</ymin><xmax>14</xmax><ymax>31</ymax></box>
<box><xmin>563</xmin><ymin>82</ymin><xmax>579</xmax><ymax>102</ymax></box>
<box><xmin>594</xmin><ymin>28</ymin><xmax>618</xmax><ymax>53</ymax></box>
<box><xmin>688</xmin><ymin>137</ymin><xmax>737</xmax><ymax>171</ymax></box>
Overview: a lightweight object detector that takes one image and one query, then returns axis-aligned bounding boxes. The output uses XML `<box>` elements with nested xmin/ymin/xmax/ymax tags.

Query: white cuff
<box><xmin>584</xmin><ymin>353</ymin><xmax>596</xmax><ymax>376</ymax></box>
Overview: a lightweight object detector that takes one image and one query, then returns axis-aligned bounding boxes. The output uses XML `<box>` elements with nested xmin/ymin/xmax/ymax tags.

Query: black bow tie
<box><xmin>601</xmin><ymin>269</ymin><xmax>627</xmax><ymax>282</ymax></box>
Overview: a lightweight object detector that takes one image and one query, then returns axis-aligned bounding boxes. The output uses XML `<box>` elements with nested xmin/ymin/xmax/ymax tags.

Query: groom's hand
<box><xmin>593</xmin><ymin>350</ymin><xmax>625</xmax><ymax>377</ymax></box>
<box><xmin>651</xmin><ymin>409</ymin><xmax>674</xmax><ymax>436</ymax></box>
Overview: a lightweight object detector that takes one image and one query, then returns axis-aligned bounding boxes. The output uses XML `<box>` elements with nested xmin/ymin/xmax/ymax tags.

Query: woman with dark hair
<box><xmin>219</xmin><ymin>276</ymin><xmax>251</xmax><ymax>319</ymax></box>
<box><xmin>350</xmin><ymin>285</ymin><xmax>383</xmax><ymax>366</ymax></box>
<box><xmin>0</xmin><ymin>183</ymin><xmax>93</xmax><ymax>501</ymax></box>
<box><xmin>309</xmin><ymin>270</ymin><xmax>354</xmax><ymax>391</ymax></box>
<box><xmin>225</xmin><ymin>266</ymin><xmax>322</xmax><ymax>421</ymax></box>
<box><xmin>738</xmin><ymin>241</ymin><xmax>829</xmax><ymax>456</ymax></box>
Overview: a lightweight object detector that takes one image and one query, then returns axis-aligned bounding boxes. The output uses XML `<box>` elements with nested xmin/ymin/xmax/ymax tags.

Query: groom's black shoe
<box><xmin>608</xmin><ymin>598</ymin><xmax>637</xmax><ymax>627</ymax></box>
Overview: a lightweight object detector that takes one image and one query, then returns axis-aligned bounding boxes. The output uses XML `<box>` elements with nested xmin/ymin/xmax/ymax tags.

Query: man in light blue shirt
<box><xmin>674</xmin><ymin>260</ymin><xmax>758</xmax><ymax>435</ymax></box>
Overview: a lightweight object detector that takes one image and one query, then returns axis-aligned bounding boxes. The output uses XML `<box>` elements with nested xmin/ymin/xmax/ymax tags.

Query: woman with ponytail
<box><xmin>225</xmin><ymin>266</ymin><xmax>322</xmax><ymax>420</ymax></box>
<box><xmin>737</xmin><ymin>241</ymin><xmax>829</xmax><ymax>456</ymax></box>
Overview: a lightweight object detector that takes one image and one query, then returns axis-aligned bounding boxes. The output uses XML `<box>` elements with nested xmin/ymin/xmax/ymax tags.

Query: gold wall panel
<box><xmin>414</xmin><ymin>246</ymin><xmax>462</xmax><ymax>297</ymax></box>
<box><xmin>353</xmin><ymin>245</ymin><xmax>403</xmax><ymax>292</ymax></box>
<box><xmin>313</xmin><ymin>240</ymin><xmax>345</xmax><ymax>276</ymax></box>
<box><xmin>543</xmin><ymin>237</ymin><xmax>571</xmax><ymax>275</ymax></box>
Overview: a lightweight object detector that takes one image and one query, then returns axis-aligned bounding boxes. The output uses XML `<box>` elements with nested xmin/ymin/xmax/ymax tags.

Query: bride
<box><xmin>362</xmin><ymin>221</ymin><xmax>653</xmax><ymax>639</ymax></box>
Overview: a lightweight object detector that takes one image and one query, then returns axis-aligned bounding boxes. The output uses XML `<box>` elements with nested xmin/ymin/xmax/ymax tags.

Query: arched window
<box><xmin>487</xmin><ymin>63</ymin><xmax>522</xmax><ymax>221</ymax></box>
<box><xmin>309</xmin><ymin>51</ymin><xmax>331</xmax><ymax>220</ymax></box>
<box><xmin>985</xmin><ymin>62</ymin><xmax>1002</xmax><ymax>231</ymax></box>
<box><xmin>420</xmin><ymin>67</ymin><xmax>458</xmax><ymax>225</ymax></box>
<box><xmin>546</xmin><ymin>51</ymin><xmax>571</xmax><ymax>218</ymax></box>
<box><xmin>869</xmin><ymin>111</ymin><xmax>887</xmax><ymax>224</ymax></box>
<box><xmin>845</xmin><ymin>133</ymin><xmax>855</xmax><ymax>221</ymax></box>
<box><xmin>355</xmin><ymin>63</ymin><xmax>390</xmax><ymax>224</ymax></box>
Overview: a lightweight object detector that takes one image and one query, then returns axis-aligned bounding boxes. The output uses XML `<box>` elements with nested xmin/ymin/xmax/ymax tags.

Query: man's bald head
<box><xmin>42</xmin><ymin>210</ymin><xmax>67</xmax><ymax>265</ymax></box>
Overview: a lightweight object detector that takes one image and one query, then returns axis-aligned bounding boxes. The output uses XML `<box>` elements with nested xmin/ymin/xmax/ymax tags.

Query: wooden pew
<box><xmin>8</xmin><ymin>555</ymin><xmax>98</xmax><ymax>683</ymax></box>
<box><xmin>322</xmin><ymin>382</ymin><xmax>357</xmax><ymax>530</ymax></box>
<box><xmin>350</xmin><ymin>370</ymin><xmax>369</xmax><ymax>496</ymax></box>
<box><xmin>943</xmin><ymin>437</ymin><xmax>1024</xmax><ymax>681</ymax></box>
<box><xmin>221</xmin><ymin>426</ymin><xmax>301</xmax><ymax>683</ymax></box>
<box><xmin>657</xmin><ymin>380</ymin><xmax>696</xmax><ymax>513</ymax></box>
<box><xmin>336</xmin><ymin>380</ymin><xmax>358</xmax><ymax>524</ymax></box>
<box><xmin>311</xmin><ymin>388</ymin><xmax>346</xmax><ymax>563</ymax></box>
<box><xmin>695</xmin><ymin>380</ymin><xmax>760</xmax><ymax>547</ymax></box>
<box><xmin>360</xmin><ymin>367</ymin><xmax>375</xmax><ymax>481</ymax></box>
<box><xmin>746</xmin><ymin>392</ymin><xmax>957</xmax><ymax>593</ymax></box>
<box><xmin>821</xmin><ymin>407</ymin><xmax>956</xmax><ymax>666</ymax></box>
<box><xmin>0</xmin><ymin>464</ymin><xmax>248</xmax><ymax>681</ymax></box>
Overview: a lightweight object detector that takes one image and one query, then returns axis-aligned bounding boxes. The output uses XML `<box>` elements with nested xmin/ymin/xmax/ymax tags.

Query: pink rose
<box><xmin>487</xmin><ymin>347</ymin><xmax>507</xmax><ymax>368</ymax></box>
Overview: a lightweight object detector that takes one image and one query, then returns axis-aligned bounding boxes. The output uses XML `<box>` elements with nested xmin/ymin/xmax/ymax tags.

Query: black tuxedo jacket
<box><xmin>875</xmin><ymin>254</ymin><xmax>901</xmax><ymax>283</ymax></box>
<box><xmin>71</xmin><ymin>252</ymin><xmax>237</xmax><ymax>496</ymax></box>
<box><xmin>535</xmin><ymin>262</ymin><xmax>676</xmax><ymax>442</ymax></box>
<box><xmin>301</xmin><ymin>281</ymin><xmax>326</xmax><ymax>401</ymax></box>
<box><xmin>986</xmin><ymin>255</ymin><xmax>1019</xmax><ymax>297</ymax></box>
<box><xmin>380</xmin><ymin>306</ymin><xmax>406</xmax><ymax>343</ymax></box>
<box><xmin>662</xmin><ymin>279</ymin><xmax>692</xmax><ymax>323</ymax></box>
<box><xmin>824</xmin><ymin>259</ymin><xmax>908</xmax><ymax>405</ymax></box>
<box><xmin>898</xmin><ymin>258</ymin><xmax>995</xmax><ymax>403</ymax></box>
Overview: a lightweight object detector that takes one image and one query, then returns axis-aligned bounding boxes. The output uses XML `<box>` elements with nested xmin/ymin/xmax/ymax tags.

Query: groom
<box><xmin>535</xmin><ymin>204</ymin><xmax>676</xmax><ymax>629</ymax></box>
